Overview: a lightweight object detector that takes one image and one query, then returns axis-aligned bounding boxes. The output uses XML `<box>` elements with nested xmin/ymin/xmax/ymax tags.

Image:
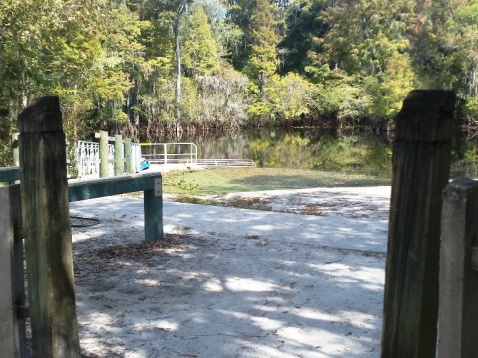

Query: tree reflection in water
<box><xmin>146</xmin><ymin>127</ymin><xmax>478</xmax><ymax>180</ymax></box>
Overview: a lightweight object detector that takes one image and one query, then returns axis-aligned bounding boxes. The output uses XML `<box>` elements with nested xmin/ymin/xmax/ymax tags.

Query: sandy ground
<box><xmin>69</xmin><ymin>186</ymin><xmax>391</xmax><ymax>358</ymax></box>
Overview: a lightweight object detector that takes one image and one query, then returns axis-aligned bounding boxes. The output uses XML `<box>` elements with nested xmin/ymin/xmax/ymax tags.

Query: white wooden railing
<box><xmin>76</xmin><ymin>141</ymin><xmax>141</xmax><ymax>178</ymax></box>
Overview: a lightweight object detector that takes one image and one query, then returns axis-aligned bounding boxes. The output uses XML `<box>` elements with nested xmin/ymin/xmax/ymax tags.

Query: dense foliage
<box><xmin>1</xmin><ymin>0</ymin><xmax>478</xmax><ymax>161</ymax></box>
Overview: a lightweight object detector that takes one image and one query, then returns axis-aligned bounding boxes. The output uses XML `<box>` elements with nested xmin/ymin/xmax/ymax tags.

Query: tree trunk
<box><xmin>174</xmin><ymin>17</ymin><xmax>181</xmax><ymax>135</ymax></box>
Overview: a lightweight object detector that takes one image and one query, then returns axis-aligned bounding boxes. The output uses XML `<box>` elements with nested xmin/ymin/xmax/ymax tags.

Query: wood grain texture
<box><xmin>99</xmin><ymin>130</ymin><xmax>109</xmax><ymax>178</ymax></box>
<box><xmin>0</xmin><ymin>185</ymin><xmax>25</xmax><ymax>358</ymax></box>
<box><xmin>438</xmin><ymin>178</ymin><xmax>478</xmax><ymax>358</ymax></box>
<box><xmin>19</xmin><ymin>96</ymin><xmax>80</xmax><ymax>357</ymax></box>
<box><xmin>381</xmin><ymin>90</ymin><xmax>455</xmax><ymax>358</ymax></box>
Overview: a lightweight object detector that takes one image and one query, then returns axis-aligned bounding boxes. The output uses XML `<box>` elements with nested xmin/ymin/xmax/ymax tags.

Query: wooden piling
<box><xmin>144</xmin><ymin>176</ymin><xmax>163</xmax><ymax>241</ymax></box>
<box><xmin>114</xmin><ymin>134</ymin><xmax>123</xmax><ymax>176</ymax></box>
<box><xmin>18</xmin><ymin>96</ymin><xmax>80</xmax><ymax>357</ymax></box>
<box><xmin>124</xmin><ymin>139</ymin><xmax>132</xmax><ymax>174</ymax></box>
<box><xmin>381</xmin><ymin>90</ymin><xmax>455</xmax><ymax>357</ymax></box>
<box><xmin>99</xmin><ymin>130</ymin><xmax>109</xmax><ymax>178</ymax></box>
<box><xmin>0</xmin><ymin>185</ymin><xmax>26</xmax><ymax>358</ymax></box>
<box><xmin>438</xmin><ymin>178</ymin><xmax>478</xmax><ymax>358</ymax></box>
<box><xmin>12</xmin><ymin>133</ymin><xmax>19</xmax><ymax>166</ymax></box>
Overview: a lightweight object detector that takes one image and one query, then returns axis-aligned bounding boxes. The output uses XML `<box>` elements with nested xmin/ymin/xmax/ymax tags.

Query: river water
<box><xmin>143</xmin><ymin>127</ymin><xmax>478</xmax><ymax>180</ymax></box>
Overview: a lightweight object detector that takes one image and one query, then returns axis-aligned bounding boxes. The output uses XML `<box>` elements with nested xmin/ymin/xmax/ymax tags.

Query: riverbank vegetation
<box><xmin>1</xmin><ymin>0</ymin><xmax>478</xmax><ymax>165</ymax></box>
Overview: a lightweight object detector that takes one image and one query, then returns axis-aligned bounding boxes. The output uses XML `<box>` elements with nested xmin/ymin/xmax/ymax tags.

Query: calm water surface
<box><xmin>144</xmin><ymin>128</ymin><xmax>478</xmax><ymax>180</ymax></box>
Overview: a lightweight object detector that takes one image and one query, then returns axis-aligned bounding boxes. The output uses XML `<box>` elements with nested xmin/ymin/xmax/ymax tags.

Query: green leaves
<box><xmin>2</xmin><ymin>0</ymin><xmax>478</xmax><ymax>140</ymax></box>
<box><xmin>248</xmin><ymin>73</ymin><xmax>317</xmax><ymax>122</ymax></box>
<box><xmin>320</xmin><ymin>0</ymin><xmax>415</xmax><ymax>76</ymax></box>
<box><xmin>182</xmin><ymin>5</ymin><xmax>220</xmax><ymax>75</ymax></box>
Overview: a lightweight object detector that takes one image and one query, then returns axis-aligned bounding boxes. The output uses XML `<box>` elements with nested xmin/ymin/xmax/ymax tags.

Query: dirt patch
<box><xmin>166</xmin><ymin>186</ymin><xmax>391</xmax><ymax>221</ymax></box>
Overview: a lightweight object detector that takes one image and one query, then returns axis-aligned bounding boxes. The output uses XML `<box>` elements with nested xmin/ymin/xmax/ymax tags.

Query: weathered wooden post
<box><xmin>438</xmin><ymin>178</ymin><xmax>478</xmax><ymax>358</ymax></box>
<box><xmin>12</xmin><ymin>133</ymin><xmax>19</xmax><ymax>166</ymax></box>
<box><xmin>144</xmin><ymin>175</ymin><xmax>163</xmax><ymax>241</ymax></box>
<box><xmin>114</xmin><ymin>134</ymin><xmax>123</xmax><ymax>176</ymax></box>
<box><xmin>12</xmin><ymin>133</ymin><xmax>20</xmax><ymax>184</ymax></box>
<box><xmin>124</xmin><ymin>138</ymin><xmax>132</xmax><ymax>174</ymax></box>
<box><xmin>18</xmin><ymin>96</ymin><xmax>80</xmax><ymax>357</ymax></box>
<box><xmin>0</xmin><ymin>185</ymin><xmax>26</xmax><ymax>358</ymax></box>
<box><xmin>99</xmin><ymin>130</ymin><xmax>109</xmax><ymax>178</ymax></box>
<box><xmin>381</xmin><ymin>90</ymin><xmax>455</xmax><ymax>357</ymax></box>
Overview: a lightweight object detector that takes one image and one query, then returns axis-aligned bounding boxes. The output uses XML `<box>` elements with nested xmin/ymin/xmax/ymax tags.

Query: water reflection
<box><xmin>144</xmin><ymin>128</ymin><xmax>478</xmax><ymax>180</ymax></box>
<box><xmin>450</xmin><ymin>134</ymin><xmax>478</xmax><ymax>179</ymax></box>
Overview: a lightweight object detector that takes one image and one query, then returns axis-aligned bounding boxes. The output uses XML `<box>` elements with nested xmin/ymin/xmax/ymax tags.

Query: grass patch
<box><xmin>173</xmin><ymin>225</ymin><xmax>192</xmax><ymax>232</ymax></box>
<box><xmin>162</xmin><ymin>167</ymin><xmax>390</xmax><ymax>195</ymax></box>
<box><xmin>246</xmin><ymin>234</ymin><xmax>261</xmax><ymax>240</ymax></box>
<box><xmin>174</xmin><ymin>196</ymin><xmax>217</xmax><ymax>205</ymax></box>
<box><xmin>174</xmin><ymin>194</ymin><xmax>273</xmax><ymax>211</ymax></box>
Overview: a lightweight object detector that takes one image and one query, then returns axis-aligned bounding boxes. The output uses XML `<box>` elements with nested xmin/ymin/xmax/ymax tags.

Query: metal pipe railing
<box><xmin>140</xmin><ymin>143</ymin><xmax>198</xmax><ymax>164</ymax></box>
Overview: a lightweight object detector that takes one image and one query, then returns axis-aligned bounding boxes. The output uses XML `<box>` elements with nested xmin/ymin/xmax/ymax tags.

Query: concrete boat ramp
<box><xmin>69</xmin><ymin>187</ymin><xmax>389</xmax><ymax>357</ymax></box>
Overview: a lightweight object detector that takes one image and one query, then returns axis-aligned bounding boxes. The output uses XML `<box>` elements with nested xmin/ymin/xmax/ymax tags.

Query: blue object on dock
<box><xmin>140</xmin><ymin>159</ymin><xmax>150</xmax><ymax>171</ymax></box>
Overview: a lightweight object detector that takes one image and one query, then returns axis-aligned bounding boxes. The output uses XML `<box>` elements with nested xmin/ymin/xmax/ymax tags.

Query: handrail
<box><xmin>0</xmin><ymin>166</ymin><xmax>20</xmax><ymax>182</ymax></box>
<box><xmin>140</xmin><ymin>143</ymin><xmax>198</xmax><ymax>164</ymax></box>
<box><xmin>76</xmin><ymin>140</ymin><xmax>142</xmax><ymax>178</ymax></box>
<box><xmin>195</xmin><ymin>159</ymin><xmax>255</xmax><ymax>167</ymax></box>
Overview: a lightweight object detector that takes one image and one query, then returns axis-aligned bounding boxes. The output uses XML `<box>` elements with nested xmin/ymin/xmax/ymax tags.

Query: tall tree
<box><xmin>244</xmin><ymin>0</ymin><xmax>281</xmax><ymax>95</ymax></box>
<box><xmin>319</xmin><ymin>0</ymin><xmax>415</xmax><ymax>76</ymax></box>
<box><xmin>410</xmin><ymin>0</ymin><xmax>478</xmax><ymax>119</ymax></box>
<box><xmin>0</xmin><ymin>0</ymin><xmax>108</xmax><ymax>147</ymax></box>
<box><xmin>198</xmin><ymin>0</ymin><xmax>242</xmax><ymax>60</ymax></box>
<box><xmin>182</xmin><ymin>4</ymin><xmax>220</xmax><ymax>76</ymax></box>
<box><xmin>146</xmin><ymin>0</ymin><xmax>194</xmax><ymax>130</ymax></box>
<box><xmin>278</xmin><ymin>0</ymin><xmax>328</xmax><ymax>76</ymax></box>
<box><xmin>443</xmin><ymin>0</ymin><xmax>478</xmax><ymax>118</ymax></box>
<box><xmin>93</xmin><ymin>3</ymin><xmax>151</xmax><ymax>128</ymax></box>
